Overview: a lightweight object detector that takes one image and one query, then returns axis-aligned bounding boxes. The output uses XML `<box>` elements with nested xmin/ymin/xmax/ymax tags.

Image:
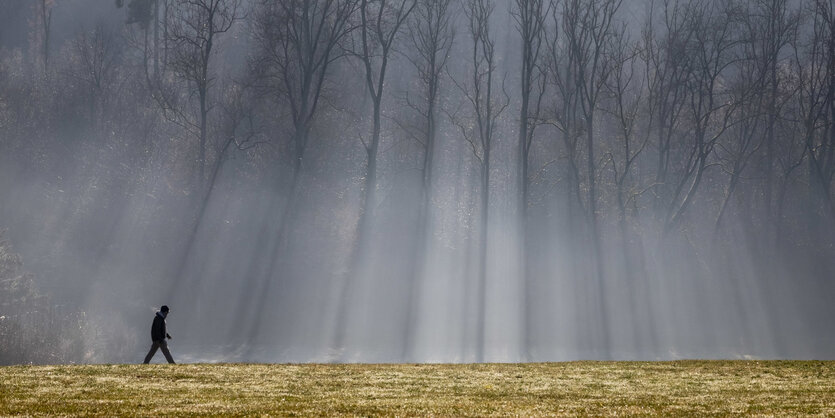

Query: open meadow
<box><xmin>1</xmin><ymin>361</ymin><xmax>833</xmax><ymax>416</ymax></box>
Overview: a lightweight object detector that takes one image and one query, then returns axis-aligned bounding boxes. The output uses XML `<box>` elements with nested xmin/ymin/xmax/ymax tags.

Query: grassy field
<box><xmin>1</xmin><ymin>361</ymin><xmax>833</xmax><ymax>416</ymax></box>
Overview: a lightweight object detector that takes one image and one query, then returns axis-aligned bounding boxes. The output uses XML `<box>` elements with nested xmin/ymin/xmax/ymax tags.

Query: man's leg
<box><xmin>143</xmin><ymin>342</ymin><xmax>159</xmax><ymax>364</ymax></box>
<box><xmin>159</xmin><ymin>340</ymin><xmax>175</xmax><ymax>364</ymax></box>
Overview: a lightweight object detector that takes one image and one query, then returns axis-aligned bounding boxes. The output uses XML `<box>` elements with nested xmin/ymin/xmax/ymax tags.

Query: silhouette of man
<box><xmin>143</xmin><ymin>305</ymin><xmax>175</xmax><ymax>364</ymax></box>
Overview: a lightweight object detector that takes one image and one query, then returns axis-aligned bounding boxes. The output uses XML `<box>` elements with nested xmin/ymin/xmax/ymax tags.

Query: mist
<box><xmin>0</xmin><ymin>0</ymin><xmax>833</xmax><ymax>364</ymax></box>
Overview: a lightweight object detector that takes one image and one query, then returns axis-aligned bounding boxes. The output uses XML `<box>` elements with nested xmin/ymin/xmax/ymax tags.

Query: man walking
<box><xmin>143</xmin><ymin>305</ymin><xmax>175</xmax><ymax>364</ymax></box>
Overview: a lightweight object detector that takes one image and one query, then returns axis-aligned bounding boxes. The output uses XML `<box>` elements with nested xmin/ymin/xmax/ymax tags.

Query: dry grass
<box><xmin>1</xmin><ymin>361</ymin><xmax>833</xmax><ymax>416</ymax></box>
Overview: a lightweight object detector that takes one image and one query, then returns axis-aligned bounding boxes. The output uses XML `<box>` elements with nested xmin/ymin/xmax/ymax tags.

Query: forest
<box><xmin>0</xmin><ymin>0</ymin><xmax>833</xmax><ymax>364</ymax></box>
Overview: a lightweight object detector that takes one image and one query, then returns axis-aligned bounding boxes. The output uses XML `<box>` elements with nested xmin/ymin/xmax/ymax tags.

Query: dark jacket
<box><xmin>151</xmin><ymin>312</ymin><xmax>167</xmax><ymax>342</ymax></box>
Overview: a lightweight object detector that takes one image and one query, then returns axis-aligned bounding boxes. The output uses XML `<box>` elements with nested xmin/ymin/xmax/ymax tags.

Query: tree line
<box><xmin>0</xmin><ymin>0</ymin><xmax>833</xmax><ymax>361</ymax></box>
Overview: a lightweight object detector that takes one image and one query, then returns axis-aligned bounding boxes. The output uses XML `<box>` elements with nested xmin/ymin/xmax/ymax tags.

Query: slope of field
<box><xmin>1</xmin><ymin>361</ymin><xmax>833</xmax><ymax>416</ymax></box>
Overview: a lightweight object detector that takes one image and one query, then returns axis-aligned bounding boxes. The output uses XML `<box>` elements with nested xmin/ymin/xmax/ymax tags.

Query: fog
<box><xmin>0</xmin><ymin>0</ymin><xmax>833</xmax><ymax>364</ymax></box>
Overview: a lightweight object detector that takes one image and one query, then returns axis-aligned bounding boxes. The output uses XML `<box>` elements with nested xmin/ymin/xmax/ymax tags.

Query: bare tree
<box><xmin>245</xmin><ymin>0</ymin><xmax>359</xmax><ymax>348</ymax></box>
<box><xmin>739</xmin><ymin>0</ymin><xmax>801</xmax><ymax>241</ymax></box>
<box><xmin>165</xmin><ymin>0</ymin><xmax>241</xmax><ymax>195</ymax></box>
<box><xmin>776</xmin><ymin>0</ymin><xmax>835</xmax><ymax>238</ymax></box>
<box><xmin>712</xmin><ymin>72</ymin><xmax>765</xmax><ymax>235</ymax></box>
<box><xmin>249</xmin><ymin>0</ymin><xmax>359</xmax><ymax>253</ymax></box>
<box><xmin>37</xmin><ymin>0</ymin><xmax>54</xmax><ymax>74</ymax></box>
<box><xmin>642</xmin><ymin>0</ymin><xmax>695</xmax><ymax>225</ymax></box>
<box><xmin>449</xmin><ymin>0</ymin><xmax>509</xmax><ymax>362</ymax></box>
<box><xmin>546</xmin><ymin>0</ymin><xmax>622</xmax><ymax>355</ymax></box>
<box><xmin>661</xmin><ymin>0</ymin><xmax>740</xmax><ymax>233</ymax></box>
<box><xmin>603</xmin><ymin>26</ymin><xmax>652</xmax><ymax>252</ymax></box>
<box><xmin>68</xmin><ymin>24</ymin><xmax>122</xmax><ymax>131</ymax></box>
<box><xmin>800</xmin><ymin>0</ymin><xmax>835</xmax><ymax>220</ymax></box>
<box><xmin>514</xmin><ymin>0</ymin><xmax>549</xmax><ymax>217</ymax></box>
<box><xmin>159</xmin><ymin>0</ymin><xmax>242</xmax><ymax>302</ymax></box>
<box><xmin>116</xmin><ymin>0</ymin><xmax>170</xmax><ymax>84</ymax></box>
<box><xmin>714</xmin><ymin>0</ymin><xmax>799</xmax><ymax>235</ymax></box>
<box><xmin>512</xmin><ymin>0</ymin><xmax>549</xmax><ymax>358</ymax></box>
<box><xmin>253</xmin><ymin>0</ymin><xmax>359</xmax><ymax>185</ymax></box>
<box><xmin>333</xmin><ymin>0</ymin><xmax>417</xmax><ymax>354</ymax></box>
<box><xmin>353</xmin><ymin>0</ymin><xmax>417</xmax><ymax>247</ymax></box>
<box><xmin>545</xmin><ymin>0</ymin><xmax>583</xmax><ymax>243</ymax></box>
<box><xmin>400</xmin><ymin>0</ymin><xmax>455</xmax><ymax>359</ymax></box>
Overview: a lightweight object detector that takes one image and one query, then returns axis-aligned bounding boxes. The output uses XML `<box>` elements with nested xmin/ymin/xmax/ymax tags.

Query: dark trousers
<box><xmin>143</xmin><ymin>340</ymin><xmax>175</xmax><ymax>364</ymax></box>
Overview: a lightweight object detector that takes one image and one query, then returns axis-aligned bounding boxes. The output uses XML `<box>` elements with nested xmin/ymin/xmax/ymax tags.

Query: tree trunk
<box><xmin>586</xmin><ymin>117</ymin><xmax>609</xmax><ymax>358</ymax></box>
<box><xmin>403</xmin><ymin>85</ymin><xmax>437</xmax><ymax>361</ymax></box>
<box><xmin>154</xmin><ymin>0</ymin><xmax>160</xmax><ymax>79</ymax></box>
<box><xmin>519</xmin><ymin>86</ymin><xmax>531</xmax><ymax>360</ymax></box>
<box><xmin>476</xmin><ymin>148</ymin><xmax>490</xmax><ymax>363</ymax></box>
<box><xmin>714</xmin><ymin>164</ymin><xmax>741</xmax><ymax>236</ymax></box>
<box><xmin>332</xmin><ymin>95</ymin><xmax>382</xmax><ymax>356</ymax></box>
<box><xmin>40</xmin><ymin>0</ymin><xmax>51</xmax><ymax>74</ymax></box>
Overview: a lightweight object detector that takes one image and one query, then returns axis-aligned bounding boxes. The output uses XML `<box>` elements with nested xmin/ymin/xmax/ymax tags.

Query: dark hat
<box><xmin>160</xmin><ymin>305</ymin><xmax>170</xmax><ymax>313</ymax></box>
